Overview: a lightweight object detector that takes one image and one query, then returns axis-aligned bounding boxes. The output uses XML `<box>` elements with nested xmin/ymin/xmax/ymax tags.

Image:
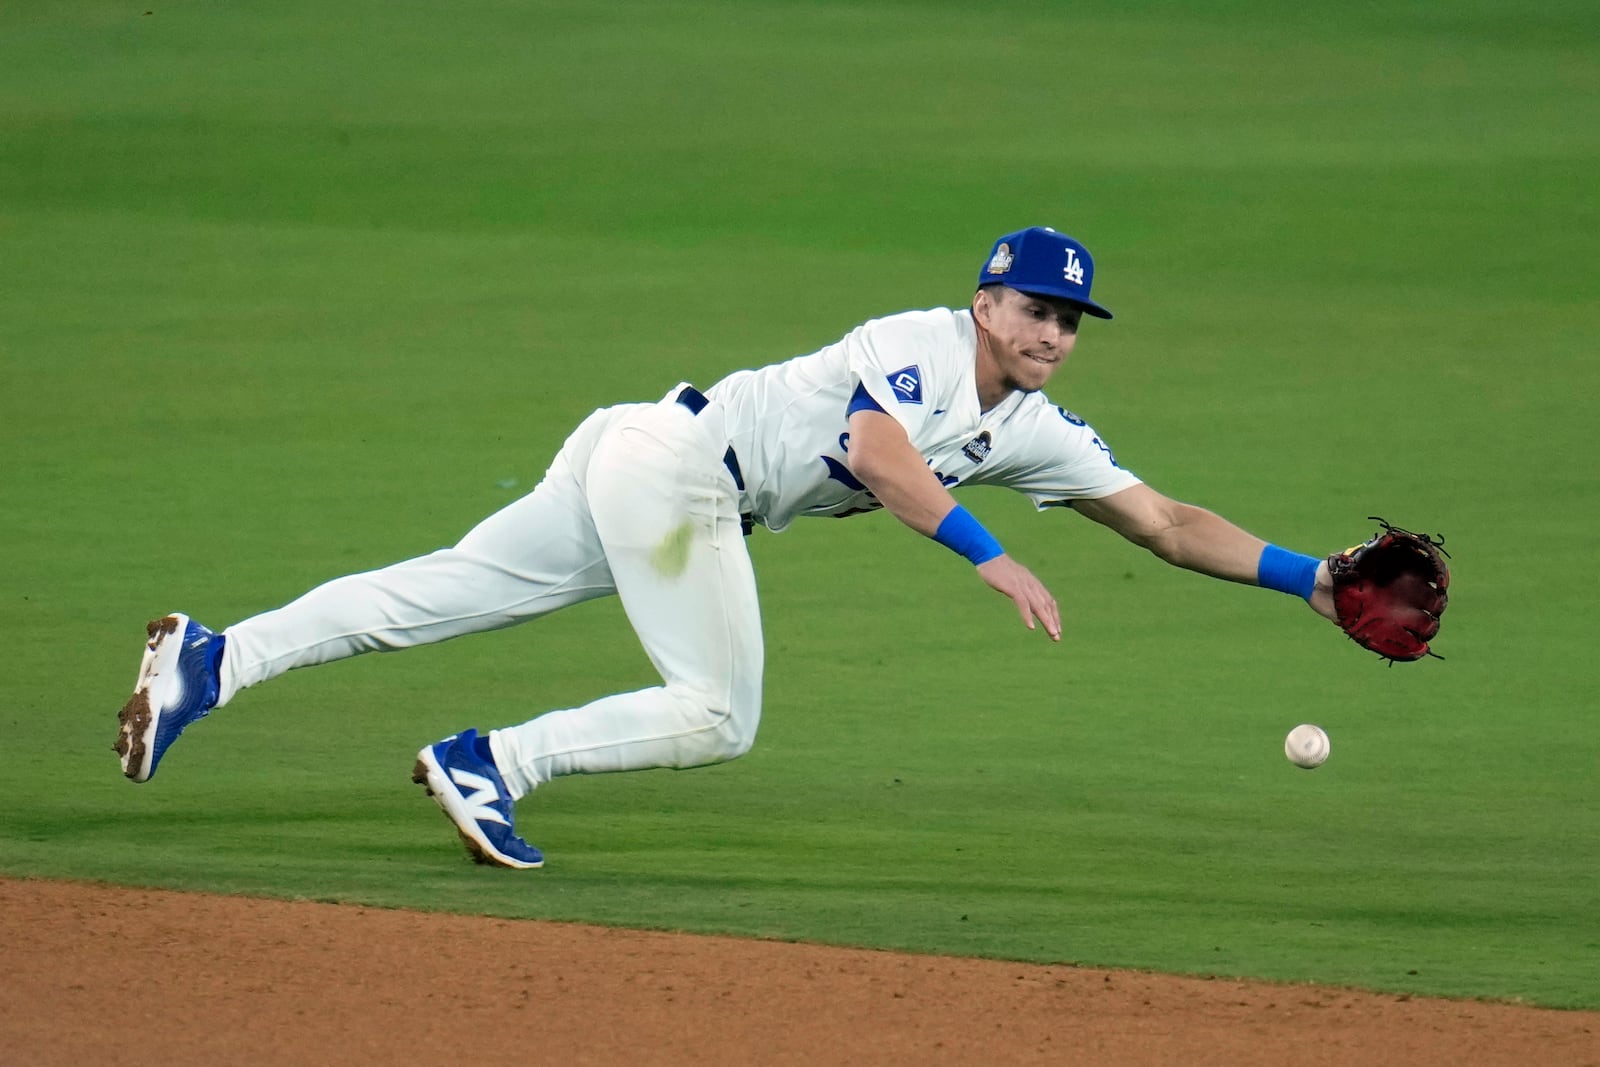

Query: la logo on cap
<box><xmin>1063</xmin><ymin>248</ymin><xmax>1084</xmax><ymax>285</ymax></box>
<box><xmin>986</xmin><ymin>243</ymin><xmax>1014</xmax><ymax>275</ymax></box>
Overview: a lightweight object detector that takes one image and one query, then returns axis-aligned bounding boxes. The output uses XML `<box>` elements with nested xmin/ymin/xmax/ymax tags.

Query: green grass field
<box><xmin>3</xmin><ymin>0</ymin><xmax>1597</xmax><ymax>1009</ymax></box>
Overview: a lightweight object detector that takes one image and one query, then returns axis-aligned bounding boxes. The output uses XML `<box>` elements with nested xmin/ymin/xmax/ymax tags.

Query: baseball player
<box><xmin>115</xmin><ymin>226</ymin><xmax>1342</xmax><ymax>869</ymax></box>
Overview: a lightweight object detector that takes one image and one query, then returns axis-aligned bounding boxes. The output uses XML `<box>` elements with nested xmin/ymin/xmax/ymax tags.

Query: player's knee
<box><xmin>713</xmin><ymin>709</ymin><xmax>758</xmax><ymax>761</ymax></box>
<box><xmin>664</xmin><ymin>682</ymin><xmax>759</xmax><ymax>764</ymax></box>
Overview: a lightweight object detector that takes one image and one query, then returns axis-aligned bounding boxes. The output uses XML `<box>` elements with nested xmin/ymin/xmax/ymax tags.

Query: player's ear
<box><xmin>972</xmin><ymin>287</ymin><xmax>995</xmax><ymax>327</ymax></box>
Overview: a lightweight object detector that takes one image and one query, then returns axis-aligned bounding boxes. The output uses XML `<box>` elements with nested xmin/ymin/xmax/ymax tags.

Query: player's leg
<box><xmin>218</xmin><ymin>408</ymin><xmax>620</xmax><ymax>702</ymax></box>
<box><xmin>486</xmin><ymin>396</ymin><xmax>764</xmax><ymax>797</ymax></box>
<box><xmin>217</xmin><ymin>486</ymin><xmax>608</xmax><ymax>702</ymax></box>
<box><xmin>116</xmin><ymin>408</ymin><xmax>625</xmax><ymax>782</ymax></box>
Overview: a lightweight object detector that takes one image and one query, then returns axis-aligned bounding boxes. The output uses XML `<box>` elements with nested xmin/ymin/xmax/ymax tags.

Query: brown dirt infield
<box><xmin>3</xmin><ymin>877</ymin><xmax>1594</xmax><ymax>1065</ymax></box>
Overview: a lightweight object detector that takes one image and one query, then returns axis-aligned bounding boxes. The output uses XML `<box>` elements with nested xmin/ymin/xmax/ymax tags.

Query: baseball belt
<box><xmin>675</xmin><ymin>386</ymin><xmax>754</xmax><ymax>535</ymax></box>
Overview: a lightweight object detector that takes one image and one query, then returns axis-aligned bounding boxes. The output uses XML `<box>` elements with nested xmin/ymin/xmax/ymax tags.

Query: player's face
<box><xmin>975</xmin><ymin>287</ymin><xmax>1082</xmax><ymax>394</ymax></box>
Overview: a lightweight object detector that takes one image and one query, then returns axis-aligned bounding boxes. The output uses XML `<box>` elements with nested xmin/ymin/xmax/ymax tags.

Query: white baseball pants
<box><xmin>218</xmin><ymin>386</ymin><xmax>764</xmax><ymax>799</ymax></box>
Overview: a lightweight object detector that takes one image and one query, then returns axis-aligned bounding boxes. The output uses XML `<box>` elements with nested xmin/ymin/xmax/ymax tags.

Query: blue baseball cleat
<box><xmin>115</xmin><ymin>613</ymin><xmax>224</xmax><ymax>783</ymax></box>
<box><xmin>412</xmin><ymin>729</ymin><xmax>544</xmax><ymax>869</ymax></box>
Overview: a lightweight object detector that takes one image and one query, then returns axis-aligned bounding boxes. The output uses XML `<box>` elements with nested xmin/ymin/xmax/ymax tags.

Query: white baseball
<box><xmin>1285</xmin><ymin>723</ymin><xmax>1331</xmax><ymax>769</ymax></box>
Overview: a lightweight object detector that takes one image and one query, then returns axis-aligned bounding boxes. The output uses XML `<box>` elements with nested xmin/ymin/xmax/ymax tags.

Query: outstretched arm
<box><xmin>846</xmin><ymin>408</ymin><xmax>1062</xmax><ymax>640</ymax></box>
<box><xmin>1071</xmin><ymin>483</ymin><xmax>1337</xmax><ymax>621</ymax></box>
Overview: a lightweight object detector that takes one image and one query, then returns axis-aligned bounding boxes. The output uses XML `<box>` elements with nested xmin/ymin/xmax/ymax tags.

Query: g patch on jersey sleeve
<box><xmin>886</xmin><ymin>364</ymin><xmax>923</xmax><ymax>405</ymax></box>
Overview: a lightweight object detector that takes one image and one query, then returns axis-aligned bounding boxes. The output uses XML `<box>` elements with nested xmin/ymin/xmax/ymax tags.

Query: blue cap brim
<box><xmin>1008</xmin><ymin>283</ymin><xmax>1114</xmax><ymax>320</ymax></box>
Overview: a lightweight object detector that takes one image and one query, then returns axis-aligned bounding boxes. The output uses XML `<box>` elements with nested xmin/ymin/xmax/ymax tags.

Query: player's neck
<box><xmin>972</xmin><ymin>329</ymin><xmax>1012</xmax><ymax>413</ymax></box>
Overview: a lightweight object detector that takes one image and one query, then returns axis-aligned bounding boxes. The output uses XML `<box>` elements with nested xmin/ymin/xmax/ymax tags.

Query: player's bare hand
<box><xmin>975</xmin><ymin>554</ymin><xmax>1061</xmax><ymax>641</ymax></box>
<box><xmin>1308</xmin><ymin>559</ymin><xmax>1338</xmax><ymax>623</ymax></box>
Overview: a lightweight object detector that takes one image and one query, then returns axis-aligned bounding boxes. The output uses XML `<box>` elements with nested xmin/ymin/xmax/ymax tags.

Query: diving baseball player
<box><xmin>115</xmin><ymin>226</ymin><xmax>1342</xmax><ymax>869</ymax></box>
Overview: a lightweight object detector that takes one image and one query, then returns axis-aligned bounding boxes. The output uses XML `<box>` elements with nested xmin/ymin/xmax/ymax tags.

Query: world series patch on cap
<box><xmin>978</xmin><ymin>226</ymin><xmax>1113</xmax><ymax>319</ymax></box>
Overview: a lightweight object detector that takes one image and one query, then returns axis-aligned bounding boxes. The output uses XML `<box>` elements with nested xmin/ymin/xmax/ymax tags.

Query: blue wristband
<box><xmin>1257</xmin><ymin>544</ymin><xmax>1319</xmax><ymax>600</ymax></box>
<box><xmin>933</xmin><ymin>505</ymin><xmax>1004</xmax><ymax>566</ymax></box>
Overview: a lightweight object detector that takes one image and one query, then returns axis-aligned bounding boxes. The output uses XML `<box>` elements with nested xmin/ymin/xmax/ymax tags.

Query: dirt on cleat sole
<box><xmin>413</xmin><ymin>757</ymin><xmax>496</xmax><ymax>866</ymax></box>
<box><xmin>114</xmin><ymin>618</ymin><xmax>181</xmax><ymax>781</ymax></box>
<box><xmin>114</xmin><ymin>690</ymin><xmax>152</xmax><ymax>775</ymax></box>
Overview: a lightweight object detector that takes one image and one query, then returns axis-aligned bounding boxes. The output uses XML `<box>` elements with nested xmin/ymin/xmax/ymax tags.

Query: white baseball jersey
<box><xmin>707</xmin><ymin>306</ymin><xmax>1141</xmax><ymax>531</ymax></box>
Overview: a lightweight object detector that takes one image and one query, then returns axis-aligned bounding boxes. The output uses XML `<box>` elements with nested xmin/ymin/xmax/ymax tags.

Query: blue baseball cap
<box><xmin>977</xmin><ymin>227</ymin><xmax>1113</xmax><ymax>320</ymax></box>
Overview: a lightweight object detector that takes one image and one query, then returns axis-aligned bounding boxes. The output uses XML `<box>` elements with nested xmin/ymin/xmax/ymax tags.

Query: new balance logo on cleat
<box><xmin>448</xmin><ymin>768</ymin><xmax>510</xmax><ymax>826</ymax></box>
<box><xmin>413</xmin><ymin>729</ymin><xmax>544</xmax><ymax>869</ymax></box>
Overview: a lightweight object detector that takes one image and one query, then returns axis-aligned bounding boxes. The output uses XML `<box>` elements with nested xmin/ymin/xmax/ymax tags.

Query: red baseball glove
<box><xmin>1327</xmin><ymin>518</ymin><xmax>1450</xmax><ymax>663</ymax></box>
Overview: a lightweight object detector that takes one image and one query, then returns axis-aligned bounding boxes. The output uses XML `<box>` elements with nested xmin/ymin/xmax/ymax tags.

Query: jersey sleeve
<box><xmin>838</xmin><ymin>312</ymin><xmax>951</xmax><ymax>439</ymax></box>
<box><xmin>991</xmin><ymin>404</ymin><xmax>1142</xmax><ymax>509</ymax></box>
